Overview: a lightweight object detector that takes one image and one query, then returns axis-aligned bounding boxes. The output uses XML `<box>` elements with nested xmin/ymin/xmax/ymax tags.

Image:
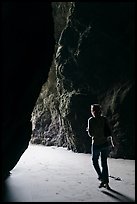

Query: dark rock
<box><xmin>31</xmin><ymin>2</ymin><xmax>135</xmax><ymax>159</ymax></box>
<box><xmin>2</xmin><ymin>2</ymin><xmax>55</xmax><ymax>179</ymax></box>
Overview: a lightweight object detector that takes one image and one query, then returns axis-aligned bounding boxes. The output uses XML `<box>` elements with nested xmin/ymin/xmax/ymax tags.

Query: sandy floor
<box><xmin>2</xmin><ymin>144</ymin><xmax>135</xmax><ymax>202</ymax></box>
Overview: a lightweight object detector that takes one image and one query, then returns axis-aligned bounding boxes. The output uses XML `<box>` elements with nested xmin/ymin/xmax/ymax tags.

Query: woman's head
<box><xmin>91</xmin><ymin>104</ymin><xmax>102</xmax><ymax>117</ymax></box>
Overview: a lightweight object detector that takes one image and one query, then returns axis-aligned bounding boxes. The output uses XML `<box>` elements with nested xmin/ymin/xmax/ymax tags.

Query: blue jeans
<box><xmin>91</xmin><ymin>143</ymin><xmax>109</xmax><ymax>183</ymax></box>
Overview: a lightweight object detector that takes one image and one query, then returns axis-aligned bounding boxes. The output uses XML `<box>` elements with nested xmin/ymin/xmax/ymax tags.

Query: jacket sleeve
<box><xmin>104</xmin><ymin>117</ymin><xmax>112</xmax><ymax>137</ymax></box>
<box><xmin>104</xmin><ymin>117</ymin><xmax>116</xmax><ymax>147</ymax></box>
<box><xmin>87</xmin><ymin>118</ymin><xmax>93</xmax><ymax>137</ymax></box>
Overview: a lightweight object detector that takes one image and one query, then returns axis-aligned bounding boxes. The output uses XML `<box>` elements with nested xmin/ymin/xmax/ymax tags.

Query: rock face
<box><xmin>2</xmin><ymin>2</ymin><xmax>135</xmax><ymax>180</ymax></box>
<box><xmin>31</xmin><ymin>2</ymin><xmax>135</xmax><ymax>159</ymax></box>
<box><xmin>2</xmin><ymin>2</ymin><xmax>55</xmax><ymax>179</ymax></box>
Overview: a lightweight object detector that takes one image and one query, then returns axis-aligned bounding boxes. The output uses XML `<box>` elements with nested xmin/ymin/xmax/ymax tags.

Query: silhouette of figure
<box><xmin>86</xmin><ymin>104</ymin><xmax>115</xmax><ymax>189</ymax></box>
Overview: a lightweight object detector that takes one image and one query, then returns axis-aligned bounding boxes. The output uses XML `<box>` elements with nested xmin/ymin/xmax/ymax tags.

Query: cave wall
<box><xmin>2</xmin><ymin>2</ymin><xmax>55</xmax><ymax>180</ymax></box>
<box><xmin>3</xmin><ymin>1</ymin><xmax>135</xmax><ymax>184</ymax></box>
<box><xmin>31</xmin><ymin>2</ymin><xmax>135</xmax><ymax>159</ymax></box>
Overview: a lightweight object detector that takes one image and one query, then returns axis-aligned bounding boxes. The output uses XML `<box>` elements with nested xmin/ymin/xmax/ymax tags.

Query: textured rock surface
<box><xmin>31</xmin><ymin>2</ymin><xmax>135</xmax><ymax>159</ymax></box>
<box><xmin>2</xmin><ymin>3</ymin><xmax>135</xmax><ymax>180</ymax></box>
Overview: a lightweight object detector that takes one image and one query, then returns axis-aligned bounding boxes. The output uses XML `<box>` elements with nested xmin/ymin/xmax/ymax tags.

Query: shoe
<box><xmin>99</xmin><ymin>181</ymin><xmax>110</xmax><ymax>189</ymax></box>
<box><xmin>104</xmin><ymin>183</ymin><xmax>111</xmax><ymax>190</ymax></box>
<box><xmin>98</xmin><ymin>181</ymin><xmax>105</xmax><ymax>188</ymax></box>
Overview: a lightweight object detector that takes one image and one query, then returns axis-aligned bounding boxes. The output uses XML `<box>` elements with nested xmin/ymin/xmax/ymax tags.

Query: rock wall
<box><xmin>2</xmin><ymin>2</ymin><xmax>55</xmax><ymax>179</ymax></box>
<box><xmin>31</xmin><ymin>2</ymin><xmax>135</xmax><ymax>159</ymax></box>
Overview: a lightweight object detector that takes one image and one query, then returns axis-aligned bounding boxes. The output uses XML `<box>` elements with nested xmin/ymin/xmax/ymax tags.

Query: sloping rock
<box><xmin>31</xmin><ymin>2</ymin><xmax>135</xmax><ymax>159</ymax></box>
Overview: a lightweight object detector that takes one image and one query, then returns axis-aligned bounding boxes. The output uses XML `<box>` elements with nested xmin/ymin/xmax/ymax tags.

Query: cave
<box><xmin>2</xmin><ymin>2</ymin><xmax>55</xmax><ymax>180</ymax></box>
<box><xmin>2</xmin><ymin>2</ymin><xmax>135</xmax><ymax>182</ymax></box>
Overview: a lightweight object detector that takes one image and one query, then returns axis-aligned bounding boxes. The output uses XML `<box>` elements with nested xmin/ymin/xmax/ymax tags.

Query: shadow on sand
<box><xmin>101</xmin><ymin>187</ymin><xmax>135</xmax><ymax>202</ymax></box>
